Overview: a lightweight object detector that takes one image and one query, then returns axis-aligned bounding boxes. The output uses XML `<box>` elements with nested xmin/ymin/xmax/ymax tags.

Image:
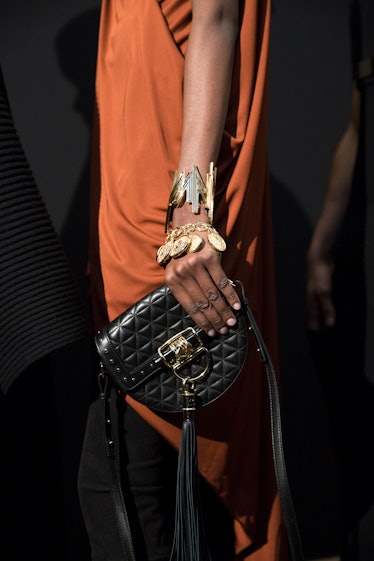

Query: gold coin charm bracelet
<box><xmin>156</xmin><ymin>222</ymin><xmax>226</xmax><ymax>266</ymax></box>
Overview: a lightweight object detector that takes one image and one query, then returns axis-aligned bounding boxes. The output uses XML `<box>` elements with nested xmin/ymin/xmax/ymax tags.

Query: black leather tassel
<box><xmin>169</xmin><ymin>414</ymin><xmax>211</xmax><ymax>561</ymax></box>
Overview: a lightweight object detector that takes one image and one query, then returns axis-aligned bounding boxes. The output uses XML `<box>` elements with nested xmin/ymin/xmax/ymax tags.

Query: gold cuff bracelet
<box><xmin>165</xmin><ymin>162</ymin><xmax>217</xmax><ymax>232</ymax></box>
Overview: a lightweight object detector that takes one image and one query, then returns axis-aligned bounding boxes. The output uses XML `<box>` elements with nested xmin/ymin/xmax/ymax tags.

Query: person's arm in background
<box><xmin>306</xmin><ymin>85</ymin><xmax>361</xmax><ymax>330</ymax></box>
<box><xmin>165</xmin><ymin>0</ymin><xmax>241</xmax><ymax>337</ymax></box>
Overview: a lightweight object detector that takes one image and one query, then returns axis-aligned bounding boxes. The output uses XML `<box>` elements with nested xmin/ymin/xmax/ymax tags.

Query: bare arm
<box><xmin>165</xmin><ymin>0</ymin><xmax>241</xmax><ymax>337</ymax></box>
<box><xmin>306</xmin><ymin>85</ymin><xmax>361</xmax><ymax>330</ymax></box>
<box><xmin>178</xmin><ymin>1</ymin><xmax>239</xmax><ymax>173</ymax></box>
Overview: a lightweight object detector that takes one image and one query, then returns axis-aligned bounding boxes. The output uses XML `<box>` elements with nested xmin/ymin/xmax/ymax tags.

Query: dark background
<box><xmin>1</xmin><ymin>0</ymin><xmax>373</xmax><ymax>560</ymax></box>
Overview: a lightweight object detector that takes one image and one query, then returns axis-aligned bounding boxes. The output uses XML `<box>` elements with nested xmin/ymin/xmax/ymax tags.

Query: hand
<box><xmin>306</xmin><ymin>254</ymin><xmax>336</xmax><ymax>331</ymax></box>
<box><xmin>164</xmin><ymin>229</ymin><xmax>241</xmax><ymax>337</ymax></box>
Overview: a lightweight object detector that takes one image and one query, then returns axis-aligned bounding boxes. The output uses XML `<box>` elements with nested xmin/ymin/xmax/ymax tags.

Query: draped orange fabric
<box><xmin>90</xmin><ymin>0</ymin><xmax>288</xmax><ymax>558</ymax></box>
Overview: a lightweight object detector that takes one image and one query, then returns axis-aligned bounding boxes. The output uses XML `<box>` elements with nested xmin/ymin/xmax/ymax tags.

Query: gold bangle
<box><xmin>164</xmin><ymin>163</ymin><xmax>217</xmax><ymax>232</ymax></box>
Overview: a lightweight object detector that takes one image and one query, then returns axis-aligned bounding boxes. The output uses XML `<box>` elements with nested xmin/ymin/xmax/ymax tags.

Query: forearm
<box><xmin>309</xmin><ymin>125</ymin><xmax>359</xmax><ymax>257</ymax></box>
<box><xmin>308</xmin><ymin>86</ymin><xmax>360</xmax><ymax>260</ymax></box>
<box><xmin>178</xmin><ymin>1</ymin><xmax>239</xmax><ymax>175</ymax></box>
<box><xmin>163</xmin><ymin>1</ymin><xmax>241</xmax><ymax>335</ymax></box>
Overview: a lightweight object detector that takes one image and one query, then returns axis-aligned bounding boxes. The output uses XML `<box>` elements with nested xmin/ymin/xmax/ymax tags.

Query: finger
<box><xmin>178</xmin><ymin>262</ymin><xmax>238</xmax><ymax>331</ymax></box>
<box><xmin>167</xmin><ymin>267</ymin><xmax>235</xmax><ymax>335</ymax></box>
<box><xmin>188</xmin><ymin>251</ymin><xmax>241</xmax><ymax>315</ymax></box>
<box><xmin>319</xmin><ymin>294</ymin><xmax>336</xmax><ymax>328</ymax></box>
<box><xmin>214</xmin><ymin>274</ymin><xmax>241</xmax><ymax>311</ymax></box>
<box><xmin>165</xmin><ymin>247</ymin><xmax>241</xmax><ymax>333</ymax></box>
<box><xmin>185</xmin><ymin>279</ymin><xmax>232</xmax><ymax>336</ymax></box>
<box><xmin>203</xmin><ymin>279</ymin><xmax>237</xmax><ymax>330</ymax></box>
<box><xmin>171</xmin><ymin>282</ymin><xmax>220</xmax><ymax>337</ymax></box>
<box><xmin>306</xmin><ymin>294</ymin><xmax>322</xmax><ymax>331</ymax></box>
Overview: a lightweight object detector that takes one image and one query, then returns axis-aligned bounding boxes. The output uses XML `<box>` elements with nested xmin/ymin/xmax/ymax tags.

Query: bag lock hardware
<box><xmin>158</xmin><ymin>327</ymin><xmax>211</xmax><ymax>382</ymax></box>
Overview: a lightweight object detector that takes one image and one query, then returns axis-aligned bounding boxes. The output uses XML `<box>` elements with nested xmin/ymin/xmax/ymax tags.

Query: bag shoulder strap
<box><xmin>240</xmin><ymin>283</ymin><xmax>305</xmax><ymax>561</ymax></box>
<box><xmin>100</xmin><ymin>285</ymin><xmax>305</xmax><ymax>561</ymax></box>
<box><xmin>99</xmin><ymin>378</ymin><xmax>137</xmax><ymax>561</ymax></box>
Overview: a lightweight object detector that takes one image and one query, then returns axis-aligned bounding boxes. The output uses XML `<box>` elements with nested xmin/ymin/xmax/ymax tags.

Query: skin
<box><xmin>164</xmin><ymin>0</ymin><xmax>241</xmax><ymax>337</ymax></box>
<box><xmin>306</xmin><ymin>85</ymin><xmax>361</xmax><ymax>330</ymax></box>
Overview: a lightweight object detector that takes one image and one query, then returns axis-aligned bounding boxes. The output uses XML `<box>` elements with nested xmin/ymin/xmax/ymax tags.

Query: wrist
<box><xmin>307</xmin><ymin>241</ymin><xmax>335</xmax><ymax>265</ymax></box>
<box><xmin>171</xmin><ymin>202</ymin><xmax>209</xmax><ymax>228</ymax></box>
<box><xmin>164</xmin><ymin>163</ymin><xmax>216</xmax><ymax>232</ymax></box>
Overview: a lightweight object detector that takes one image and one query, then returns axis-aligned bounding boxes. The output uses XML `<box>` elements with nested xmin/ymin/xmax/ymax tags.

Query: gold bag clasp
<box><xmin>158</xmin><ymin>327</ymin><xmax>211</xmax><ymax>382</ymax></box>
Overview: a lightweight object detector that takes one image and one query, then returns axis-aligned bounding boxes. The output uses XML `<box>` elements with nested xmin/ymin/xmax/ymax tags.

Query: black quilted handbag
<box><xmin>95</xmin><ymin>280</ymin><xmax>305</xmax><ymax>561</ymax></box>
<box><xmin>95</xmin><ymin>283</ymin><xmax>248</xmax><ymax>412</ymax></box>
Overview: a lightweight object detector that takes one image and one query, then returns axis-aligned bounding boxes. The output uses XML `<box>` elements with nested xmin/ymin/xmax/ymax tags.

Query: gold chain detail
<box><xmin>156</xmin><ymin>222</ymin><xmax>226</xmax><ymax>266</ymax></box>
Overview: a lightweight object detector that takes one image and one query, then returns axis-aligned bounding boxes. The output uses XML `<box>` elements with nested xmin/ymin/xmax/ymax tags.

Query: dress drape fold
<box><xmin>90</xmin><ymin>1</ymin><xmax>287</xmax><ymax>558</ymax></box>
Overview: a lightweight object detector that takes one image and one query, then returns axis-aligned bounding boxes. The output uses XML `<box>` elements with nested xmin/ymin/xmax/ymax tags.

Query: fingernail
<box><xmin>208</xmin><ymin>329</ymin><xmax>216</xmax><ymax>337</ymax></box>
<box><xmin>233</xmin><ymin>302</ymin><xmax>241</xmax><ymax>310</ymax></box>
<box><xmin>227</xmin><ymin>317</ymin><xmax>237</xmax><ymax>326</ymax></box>
<box><xmin>219</xmin><ymin>326</ymin><xmax>228</xmax><ymax>335</ymax></box>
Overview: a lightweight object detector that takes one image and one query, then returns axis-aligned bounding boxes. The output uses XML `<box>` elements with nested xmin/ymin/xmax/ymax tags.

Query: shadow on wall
<box><xmin>271</xmin><ymin>170</ymin><xmax>374</xmax><ymax>560</ymax></box>
<box><xmin>51</xmin><ymin>8</ymin><xmax>102</xmax><ymax>561</ymax></box>
<box><xmin>0</xmin><ymin>7</ymin><xmax>102</xmax><ymax>557</ymax></box>
<box><xmin>308</xmin><ymin>165</ymin><xmax>374</xmax><ymax>560</ymax></box>
<box><xmin>55</xmin><ymin>7</ymin><xmax>101</xmax><ymax>295</ymax></box>
<box><xmin>270</xmin><ymin>174</ymin><xmax>342</xmax><ymax>558</ymax></box>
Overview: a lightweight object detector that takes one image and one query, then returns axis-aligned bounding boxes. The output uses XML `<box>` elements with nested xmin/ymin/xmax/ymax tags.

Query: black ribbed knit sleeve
<box><xmin>0</xmin><ymin>67</ymin><xmax>88</xmax><ymax>393</ymax></box>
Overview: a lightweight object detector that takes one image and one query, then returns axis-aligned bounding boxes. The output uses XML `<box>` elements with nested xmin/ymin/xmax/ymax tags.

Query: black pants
<box><xmin>78</xmin><ymin>390</ymin><xmax>235</xmax><ymax>561</ymax></box>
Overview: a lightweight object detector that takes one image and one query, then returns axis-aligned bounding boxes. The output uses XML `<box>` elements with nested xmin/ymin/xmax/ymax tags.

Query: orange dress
<box><xmin>90</xmin><ymin>0</ymin><xmax>288</xmax><ymax>559</ymax></box>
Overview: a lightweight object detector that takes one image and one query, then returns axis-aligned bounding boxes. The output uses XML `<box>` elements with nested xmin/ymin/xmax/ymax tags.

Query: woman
<box><xmin>79</xmin><ymin>1</ymin><xmax>287</xmax><ymax>559</ymax></box>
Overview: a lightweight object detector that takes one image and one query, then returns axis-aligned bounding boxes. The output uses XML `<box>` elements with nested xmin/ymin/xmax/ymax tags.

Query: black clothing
<box><xmin>0</xmin><ymin>65</ymin><xmax>87</xmax><ymax>393</ymax></box>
